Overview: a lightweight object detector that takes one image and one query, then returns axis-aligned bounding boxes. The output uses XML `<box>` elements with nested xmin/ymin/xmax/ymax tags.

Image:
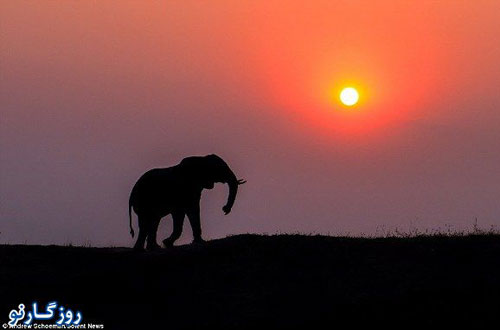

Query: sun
<box><xmin>339</xmin><ymin>87</ymin><xmax>359</xmax><ymax>106</ymax></box>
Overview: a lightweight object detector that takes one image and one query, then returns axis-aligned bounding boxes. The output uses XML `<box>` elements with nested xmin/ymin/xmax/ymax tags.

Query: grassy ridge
<box><xmin>1</xmin><ymin>234</ymin><xmax>500</xmax><ymax>328</ymax></box>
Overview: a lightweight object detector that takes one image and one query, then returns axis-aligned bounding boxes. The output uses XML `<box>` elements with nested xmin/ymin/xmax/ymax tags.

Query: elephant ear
<box><xmin>179</xmin><ymin>156</ymin><xmax>215</xmax><ymax>188</ymax></box>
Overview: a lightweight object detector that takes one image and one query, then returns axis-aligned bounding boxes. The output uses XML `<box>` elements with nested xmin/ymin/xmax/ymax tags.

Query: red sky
<box><xmin>2</xmin><ymin>1</ymin><xmax>500</xmax><ymax>245</ymax></box>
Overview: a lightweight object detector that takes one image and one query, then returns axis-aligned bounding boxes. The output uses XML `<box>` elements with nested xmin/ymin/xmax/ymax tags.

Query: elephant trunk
<box><xmin>223</xmin><ymin>171</ymin><xmax>238</xmax><ymax>214</ymax></box>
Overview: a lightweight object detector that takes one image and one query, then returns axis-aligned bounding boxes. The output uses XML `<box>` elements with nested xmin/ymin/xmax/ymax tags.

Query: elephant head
<box><xmin>180</xmin><ymin>154</ymin><xmax>246</xmax><ymax>214</ymax></box>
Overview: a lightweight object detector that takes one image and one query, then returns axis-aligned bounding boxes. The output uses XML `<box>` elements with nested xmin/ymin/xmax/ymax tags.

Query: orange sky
<box><xmin>5</xmin><ymin>1</ymin><xmax>499</xmax><ymax>135</ymax></box>
<box><xmin>2</xmin><ymin>1</ymin><xmax>500</xmax><ymax>245</ymax></box>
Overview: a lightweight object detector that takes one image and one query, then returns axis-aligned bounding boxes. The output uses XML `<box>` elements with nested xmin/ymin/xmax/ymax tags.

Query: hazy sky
<box><xmin>2</xmin><ymin>1</ymin><xmax>500</xmax><ymax>246</ymax></box>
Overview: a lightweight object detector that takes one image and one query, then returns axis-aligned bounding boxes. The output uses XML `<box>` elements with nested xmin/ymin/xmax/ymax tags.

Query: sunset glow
<box><xmin>2</xmin><ymin>1</ymin><xmax>500</xmax><ymax>246</ymax></box>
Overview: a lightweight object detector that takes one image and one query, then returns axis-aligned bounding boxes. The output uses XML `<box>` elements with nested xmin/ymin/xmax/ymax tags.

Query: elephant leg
<box><xmin>187</xmin><ymin>204</ymin><xmax>204</xmax><ymax>244</ymax></box>
<box><xmin>146</xmin><ymin>217</ymin><xmax>161</xmax><ymax>251</ymax></box>
<box><xmin>162</xmin><ymin>211</ymin><xmax>184</xmax><ymax>248</ymax></box>
<box><xmin>133</xmin><ymin>215</ymin><xmax>150</xmax><ymax>251</ymax></box>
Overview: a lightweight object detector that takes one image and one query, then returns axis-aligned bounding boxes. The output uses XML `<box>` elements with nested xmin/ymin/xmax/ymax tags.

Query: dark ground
<box><xmin>1</xmin><ymin>234</ymin><xmax>500</xmax><ymax>329</ymax></box>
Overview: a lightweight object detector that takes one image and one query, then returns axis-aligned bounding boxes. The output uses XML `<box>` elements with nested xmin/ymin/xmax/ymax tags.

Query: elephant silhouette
<box><xmin>128</xmin><ymin>154</ymin><xmax>246</xmax><ymax>251</ymax></box>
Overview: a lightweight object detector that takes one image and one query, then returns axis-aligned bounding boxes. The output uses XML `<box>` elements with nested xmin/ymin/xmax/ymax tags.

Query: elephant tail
<box><xmin>129</xmin><ymin>198</ymin><xmax>135</xmax><ymax>238</ymax></box>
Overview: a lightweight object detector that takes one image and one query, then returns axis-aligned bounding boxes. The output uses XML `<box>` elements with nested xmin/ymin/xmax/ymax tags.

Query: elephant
<box><xmin>128</xmin><ymin>154</ymin><xmax>246</xmax><ymax>251</ymax></box>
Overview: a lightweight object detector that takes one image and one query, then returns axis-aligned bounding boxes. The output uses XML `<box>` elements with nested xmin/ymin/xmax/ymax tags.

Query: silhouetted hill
<box><xmin>1</xmin><ymin>234</ymin><xmax>500</xmax><ymax>328</ymax></box>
